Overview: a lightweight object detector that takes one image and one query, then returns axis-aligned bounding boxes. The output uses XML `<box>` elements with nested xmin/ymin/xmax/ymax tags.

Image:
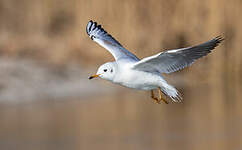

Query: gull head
<box><xmin>89</xmin><ymin>62</ymin><xmax>116</xmax><ymax>81</ymax></box>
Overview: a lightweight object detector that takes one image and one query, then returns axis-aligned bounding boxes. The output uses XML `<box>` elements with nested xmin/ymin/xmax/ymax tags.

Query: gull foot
<box><xmin>158</xmin><ymin>88</ymin><xmax>169</xmax><ymax>104</ymax></box>
<box><xmin>151</xmin><ymin>90</ymin><xmax>161</xmax><ymax>104</ymax></box>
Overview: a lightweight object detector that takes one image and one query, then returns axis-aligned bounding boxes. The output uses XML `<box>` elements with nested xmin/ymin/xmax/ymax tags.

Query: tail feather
<box><xmin>161</xmin><ymin>84</ymin><xmax>182</xmax><ymax>102</ymax></box>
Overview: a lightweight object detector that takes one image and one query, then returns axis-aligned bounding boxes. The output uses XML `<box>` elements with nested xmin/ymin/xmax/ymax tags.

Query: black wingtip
<box><xmin>86</xmin><ymin>20</ymin><xmax>94</xmax><ymax>35</ymax></box>
<box><xmin>86</xmin><ymin>20</ymin><xmax>101</xmax><ymax>35</ymax></box>
<box><xmin>85</xmin><ymin>20</ymin><xmax>122</xmax><ymax>46</ymax></box>
<box><xmin>214</xmin><ymin>35</ymin><xmax>225</xmax><ymax>43</ymax></box>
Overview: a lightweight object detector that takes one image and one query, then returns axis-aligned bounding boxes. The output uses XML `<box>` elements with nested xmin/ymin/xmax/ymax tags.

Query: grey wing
<box><xmin>86</xmin><ymin>20</ymin><xmax>139</xmax><ymax>61</ymax></box>
<box><xmin>132</xmin><ymin>36</ymin><xmax>224</xmax><ymax>74</ymax></box>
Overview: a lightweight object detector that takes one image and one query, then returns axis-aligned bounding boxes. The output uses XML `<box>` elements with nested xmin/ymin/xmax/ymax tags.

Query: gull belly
<box><xmin>113</xmin><ymin>68</ymin><xmax>162</xmax><ymax>90</ymax></box>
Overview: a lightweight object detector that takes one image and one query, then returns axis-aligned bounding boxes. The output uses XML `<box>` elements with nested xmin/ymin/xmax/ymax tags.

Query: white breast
<box><xmin>113</xmin><ymin>65</ymin><xmax>161</xmax><ymax>90</ymax></box>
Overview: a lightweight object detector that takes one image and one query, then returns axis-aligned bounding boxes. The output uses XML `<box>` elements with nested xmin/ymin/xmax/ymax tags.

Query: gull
<box><xmin>87</xmin><ymin>20</ymin><xmax>223</xmax><ymax>104</ymax></box>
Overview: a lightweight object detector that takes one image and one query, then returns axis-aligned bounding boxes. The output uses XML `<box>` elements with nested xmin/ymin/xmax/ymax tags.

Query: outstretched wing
<box><xmin>132</xmin><ymin>36</ymin><xmax>224</xmax><ymax>74</ymax></box>
<box><xmin>86</xmin><ymin>20</ymin><xmax>139</xmax><ymax>61</ymax></box>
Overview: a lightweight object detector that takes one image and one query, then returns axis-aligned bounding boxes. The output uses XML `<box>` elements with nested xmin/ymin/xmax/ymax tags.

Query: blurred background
<box><xmin>0</xmin><ymin>0</ymin><xmax>241</xmax><ymax>150</ymax></box>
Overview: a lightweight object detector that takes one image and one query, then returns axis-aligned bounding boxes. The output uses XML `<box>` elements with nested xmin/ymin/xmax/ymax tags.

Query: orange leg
<box><xmin>151</xmin><ymin>90</ymin><xmax>161</xmax><ymax>104</ymax></box>
<box><xmin>158</xmin><ymin>88</ymin><xmax>169</xmax><ymax>104</ymax></box>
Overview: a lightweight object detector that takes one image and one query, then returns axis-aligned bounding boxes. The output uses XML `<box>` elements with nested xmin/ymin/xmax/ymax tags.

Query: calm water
<box><xmin>0</xmin><ymin>82</ymin><xmax>241</xmax><ymax>150</ymax></box>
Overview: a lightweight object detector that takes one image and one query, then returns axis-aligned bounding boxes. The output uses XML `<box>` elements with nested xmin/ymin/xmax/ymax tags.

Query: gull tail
<box><xmin>160</xmin><ymin>83</ymin><xmax>182</xmax><ymax>102</ymax></box>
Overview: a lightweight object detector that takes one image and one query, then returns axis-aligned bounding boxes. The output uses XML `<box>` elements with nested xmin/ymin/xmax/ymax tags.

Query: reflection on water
<box><xmin>0</xmin><ymin>82</ymin><xmax>241</xmax><ymax>150</ymax></box>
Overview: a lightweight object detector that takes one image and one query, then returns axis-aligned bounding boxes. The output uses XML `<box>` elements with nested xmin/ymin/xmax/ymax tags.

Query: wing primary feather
<box><xmin>132</xmin><ymin>36</ymin><xmax>224</xmax><ymax>73</ymax></box>
<box><xmin>86</xmin><ymin>20</ymin><xmax>139</xmax><ymax>61</ymax></box>
<box><xmin>86</xmin><ymin>20</ymin><xmax>93</xmax><ymax>35</ymax></box>
<box><xmin>86</xmin><ymin>20</ymin><xmax>123</xmax><ymax>47</ymax></box>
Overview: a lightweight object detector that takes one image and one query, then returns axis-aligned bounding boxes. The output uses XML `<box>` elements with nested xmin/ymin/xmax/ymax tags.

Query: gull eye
<box><xmin>104</xmin><ymin>69</ymin><xmax>107</xmax><ymax>72</ymax></box>
<box><xmin>111</xmin><ymin>69</ymin><xmax>113</xmax><ymax>73</ymax></box>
